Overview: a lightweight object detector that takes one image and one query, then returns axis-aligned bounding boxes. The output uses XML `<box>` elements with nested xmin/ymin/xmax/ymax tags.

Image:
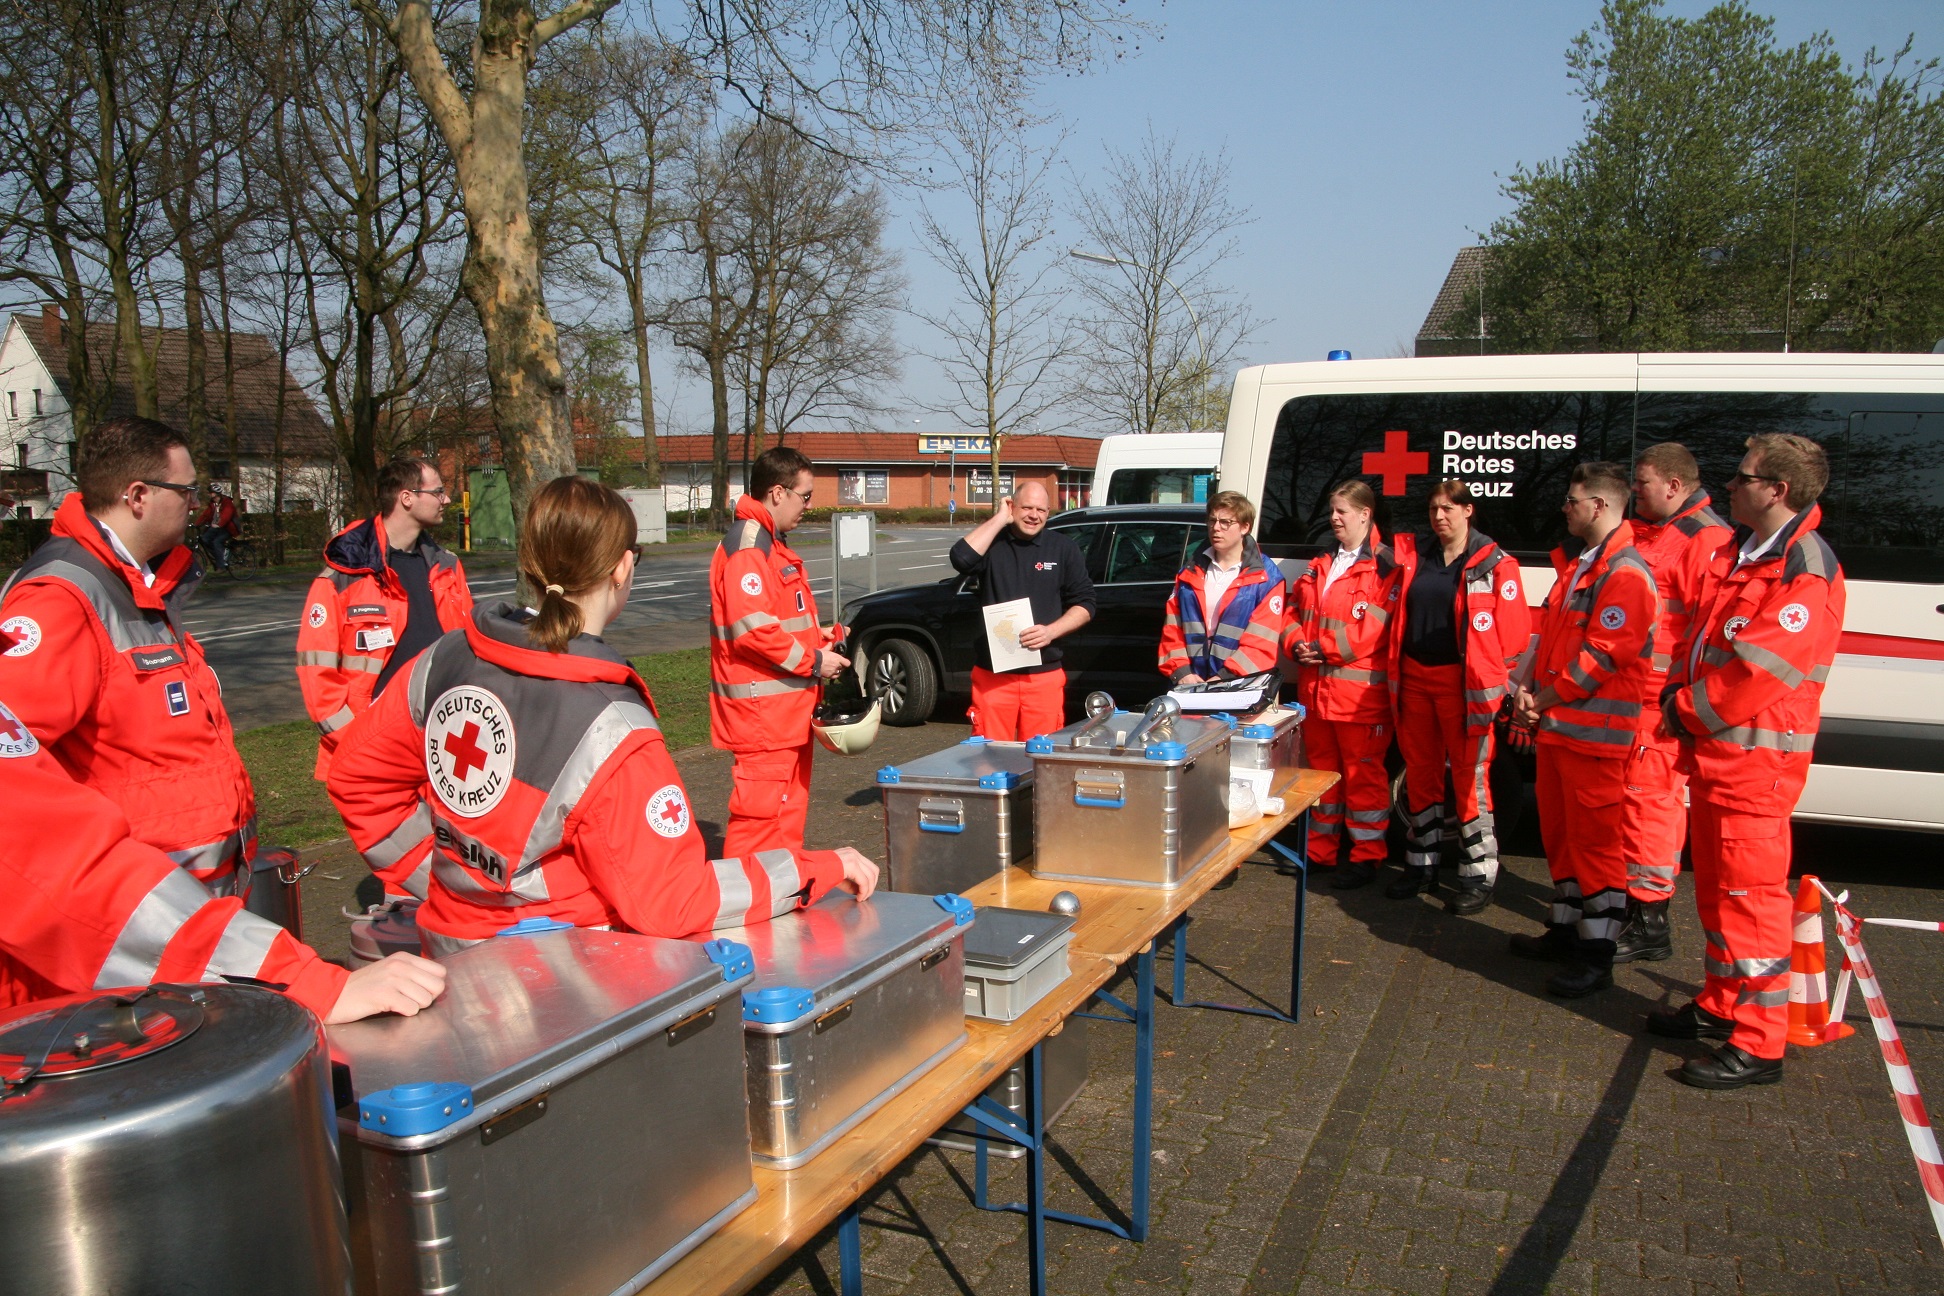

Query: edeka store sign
<box><xmin>918</xmin><ymin>435</ymin><xmax>992</xmax><ymax>454</ymax></box>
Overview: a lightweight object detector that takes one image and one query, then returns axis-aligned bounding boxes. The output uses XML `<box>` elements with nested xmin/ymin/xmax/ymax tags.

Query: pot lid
<box><xmin>0</xmin><ymin>987</ymin><xmax>204</xmax><ymax>1094</ymax></box>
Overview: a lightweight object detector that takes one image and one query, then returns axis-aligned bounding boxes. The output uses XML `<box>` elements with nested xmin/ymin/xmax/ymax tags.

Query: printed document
<box><xmin>982</xmin><ymin>598</ymin><xmax>1043</xmax><ymax>672</ymax></box>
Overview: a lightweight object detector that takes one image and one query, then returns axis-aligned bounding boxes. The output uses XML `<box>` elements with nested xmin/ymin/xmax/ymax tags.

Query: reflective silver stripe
<box><xmin>1179</xmin><ymin>618</ymin><xmax>1207</xmax><ymax>636</ymax></box>
<box><xmin>1629</xmin><ymin>861</ymin><xmax>1679</xmax><ymax>881</ymax></box>
<box><xmin>1538</xmin><ymin>716</ymin><xmax>1632</xmax><ymax>745</ymax></box>
<box><xmin>1584</xmin><ymin>644</ymin><xmax>1617</xmax><ymax>675</ymax></box>
<box><xmin>427</xmin><ymin>849</ymin><xmax>538</xmax><ymax>906</ymax></box>
<box><xmin>1566</xmin><ymin>662</ymin><xmax>1601</xmax><ymax>694</ymax></box>
<box><xmin>167</xmin><ymin>829</ymin><xmax>248</xmax><ymax>877</ymax></box>
<box><xmin>1651</xmin><ymin>651</ymin><xmax>1673</xmax><ymax>672</ymax></box>
<box><xmin>1706</xmin><ymin>955</ymin><xmax>1793</xmax><ymax>979</ymax></box>
<box><xmin>318</xmin><ymin>705</ymin><xmax>357</xmax><ymax>735</ymax></box>
<box><xmin>1692</xmin><ymin>685</ymin><xmax>1729</xmax><ymax>736</ymax></box>
<box><xmin>712</xmin><ymin>858</ymin><xmax>754</xmax><ymax>927</ymax></box>
<box><xmin>1736</xmin><ymin>640</ymin><xmax>1806</xmax><ymax>689</ymax></box>
<box><xmin>1807</xmin><ymin>664</ymin><xmax>1830</xmax><ymax>683</ymax></box>
<box><xmin>713</xmin><ymin>611</ymin><xmax>782</xmax><ymax>640</ymax></box>
<box><xmin>711</xmin><ymin>676</ymin><xmax>818</xmax><ymax>700</ymax></box>
<box><xmin>1314</xmin><ymin>800</ymin><xmax>1342</xmax><ymax>817</ymax></box>
<box><xmin>296</xmin><ymin>650</ymin><xmax>341</xmax><ymax>668</ymax></box>
<box><xmin>398</xmin><ymin>856</ymin><xmax>433</xmax><ymax>901</ymax></box>
<box><xmin>518</xmin><ymin>700</ymin><xmax>659</xmax><ymax>868</ymax></box>
<box><xmin>1737</xmin><ymin>986</ymin><xmax>1791</xmax><ymax>1007</ymax></box>
<box><xmin>13</xmin><ymin>555</ymin><xmax>179</xmax><ymax>651</ymax></box>
<box><xmin>1701</xmin><ymin>645</ymin><xmax>1735</xmax><ymax>667</ymax></box>
<box><xmin>1322</xmin><ymin>666</ymin><xmax>1385</xmax><ymax>686</ymax></box>
<box><xmin>1703</xmin><ymin>927</ymin><xmax>1727</xmax><ymax>950</ymax></box>
<box><xmin>407</xmin><ymin>640</ymin><xmax>439</xmax><ymax>727</ymax></box>
<box><xmin>778</xmin><ymin>639</ymin><xmax>808</xmax><ymax>674</ymax></box>
<box><xmin>96</xmin><ymin>869</ymin><xmax>214</xmax><ymax>988</ymax></box>
<box><xmin>756</xmin><ymin>849</ymin><xmax>803</xmax><ymax>914</ymax></box>
<box><xmin>779</xmin><ymin>613</ymin><xmax>818</xmax><ymax>633</ymax></box>
<box><xmin>1464</xmin><ymin>684</ymin><xmax>1507</xmax><ymax>706</ymax></box>
<box><xmin>1347</xmin><ymin>808</ymin><xmax>1390</xmax><ymax>823</ymax></box>
<box><xmin>206</xmin><ymin>908</ymin><xmax>283</xmax><ymax>979</ymax></box>
<box><xmin>342</xmin><ymin>655</ymin><xmax>386</xmax><ymax>675</ymax></box>
<box><xmin>365</xmin><ymin>803</ymin><xmax>434</xmax><ymax>871</ymax></box>
<box><xmin>1226</xmin><ymin>649</ymin><xmax>1269</xmax><ymax>674</ymax></box>
<box><xmin>1714</xmin><ymin>725</ymin><xmax>1816</xmax><ymax>753</ymax></box>
<box><xmin>1571</xmin><ymin>695</ymin><xmax>1642</xmax><ymax>717</ymax></box>
<box><xmin>1346</xmin><ymin>823</ymin><xmax>1387</xmax><ymax>842</ymax></box>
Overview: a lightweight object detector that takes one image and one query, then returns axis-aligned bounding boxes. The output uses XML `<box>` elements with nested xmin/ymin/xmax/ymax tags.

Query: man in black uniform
<box><xmin>949</xmin><ymin>480</ymin><xmax>1096</xmax><ymax>739</ymax></box>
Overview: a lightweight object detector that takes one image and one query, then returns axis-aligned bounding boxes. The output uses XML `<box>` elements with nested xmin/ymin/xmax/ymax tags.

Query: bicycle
<box><xmin>193</xmin><ymin>527</ymin><xmax>257</xmax><ymax>579</ymax></box>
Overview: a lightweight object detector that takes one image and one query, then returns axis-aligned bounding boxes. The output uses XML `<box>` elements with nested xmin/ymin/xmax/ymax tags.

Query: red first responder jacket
<box><xmin>1388</xmin><ymin>530</ymin><xmax>1532</xmax><ymax>736</ymax></box>
<box><xmin>1529</xmin><ymin>521</ymin><xmax>1660</xmax><ymax>757</ymax></box>
<box><xmin>1285</xmin><ymin>527</ymin><xmax>1401</xmax><ymax>723</ymax></box>
<box><xmin>327</xmin><ymin>603</ymin><xmax>849</xmax><ymax>943</ymax></box>
<box><xmin>0</xmin><ymin>495</ymin><xmax>256</xmax><ymax>891</ymax></box>
<box><xmin>709</xmin><ymin>495</ymin><xmax>836</xmax><ymax>753</ymax></box>
<box><xmin>0</xmin><ymin>694</ymin><xmax>345</xmax><ymax>1015</ymax></box>
<box><xmin>1629</xmin><ymin>491</ymin><xmax>1732</xmax><ymax>711</ymax></box>
<box><xmin>194</xmin><ymin>496</ymin><xmax>240</xmax><ymax>536</ymax></box>
<box><xmin>296</xmin><ymin>516</ymin><xmax>472</xmax><ymax>778</ymax></box>
<box><xmin>1158</xmin><ymin>535</ymin><xmax>1286</xmax><ymax>684</ymax></box>
<box><xmin>1665</xmin><ymin>505</ymin><xmax>1845</xmax><ymax>816</ymax></box>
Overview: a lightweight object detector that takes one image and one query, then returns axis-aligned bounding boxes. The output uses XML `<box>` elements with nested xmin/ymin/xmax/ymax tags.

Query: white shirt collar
<box><xmin>1737</xmin><ymin>525</ymin><xmax>1785</xmax><ymax>569</ymax></box>
<box><xmin>93</xmin><ymin>516</ymin><xmax>156</xmax><ymax>588</ymax></box>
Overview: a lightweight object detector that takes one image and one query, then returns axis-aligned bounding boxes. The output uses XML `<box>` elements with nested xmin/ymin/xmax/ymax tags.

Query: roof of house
<box><xmin>653</xmin><ymin>432</ymin><xmax>1105</xmax><ymax>468</ymax></box>
<box><xmin>1417</xmin><ymin>245</ymin><xmax>1495</xmax><ymax>344</ymax></box>
<box><xmin>16</xmin><ymin>309</ymin><xmax>334</xmax><ymax>457</ymax></box>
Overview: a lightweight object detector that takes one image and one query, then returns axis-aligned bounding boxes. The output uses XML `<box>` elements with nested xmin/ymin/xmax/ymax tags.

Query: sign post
<box><xmin>831</xmin><ymin>510</ymin><xmax>876</xmax><ymax>624</ymax></box>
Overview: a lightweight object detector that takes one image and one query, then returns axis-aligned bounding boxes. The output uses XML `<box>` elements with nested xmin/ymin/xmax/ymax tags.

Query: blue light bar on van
<box><xmin>1327</xmin><ymin>349</ymin><xmax>1352</xmax><ymax>361</ymax></box>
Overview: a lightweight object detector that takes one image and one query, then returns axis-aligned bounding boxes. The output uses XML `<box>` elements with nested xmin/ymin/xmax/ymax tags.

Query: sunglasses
<box><xmin>137</xmin><ymin>479</ymin><xmax>201</xmax><ymax>505</ymax></box>
<box><xmin>1728</xmin><ymin>472</ymin><xmax>1782</xmax><ymax>488</ymax></box>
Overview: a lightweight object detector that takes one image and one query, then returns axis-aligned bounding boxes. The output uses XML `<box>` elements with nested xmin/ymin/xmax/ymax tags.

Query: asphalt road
<box><xmin>189</xmin><ymin>524</ymin><xmax>966</xmax><ymax>730</ymax></box>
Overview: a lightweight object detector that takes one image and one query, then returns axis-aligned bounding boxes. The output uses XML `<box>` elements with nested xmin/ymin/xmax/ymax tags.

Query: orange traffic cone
<box><xmin>1788</xmin><ymin>874</ymin><xmax>1855</xmax><ymax>1047</ymax></box>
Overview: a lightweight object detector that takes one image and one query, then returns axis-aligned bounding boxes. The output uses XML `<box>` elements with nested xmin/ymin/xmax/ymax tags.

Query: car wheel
<box><xmin>866</xmin><ymin>638</ymin><xmax>937</xmax><ymax>726</ymax></box>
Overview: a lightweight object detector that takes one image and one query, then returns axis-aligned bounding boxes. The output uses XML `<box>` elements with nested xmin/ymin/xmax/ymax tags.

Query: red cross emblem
<box><xmin>0</xmin><ymin>710</ymin><xmax>25</xmax><ymax>743</ymax></box>
<box><xmin>442</xmin><ymin>722</ymin><xmax>489</xmax><ymax>781</ymax></box>
<box><xmin>1362</xmin><ymin>430</ymin><xmax>1429</xmax><ymax>497</ymax></box>
<box><xmin>659</xmin><ymin>794</ymin><xmax>686</xmax><ymax>827</ymax></box>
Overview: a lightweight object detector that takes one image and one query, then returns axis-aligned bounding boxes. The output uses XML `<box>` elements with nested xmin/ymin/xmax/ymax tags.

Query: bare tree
<box><xmin>1067</xmin><ymin>128</ymin><xmax>1260</xmax><ymax>434</ymax></box>
<box><xmin>913</xmin><ymin>91</ymin><xmax>1071</xmax><ymax>511</ymax></box>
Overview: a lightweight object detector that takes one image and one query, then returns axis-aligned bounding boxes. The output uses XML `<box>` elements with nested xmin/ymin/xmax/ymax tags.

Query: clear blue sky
<box><xmin>656</xmin><ymin>1</ymin><xmax>1939</xmax><ymax>436</ymax></box>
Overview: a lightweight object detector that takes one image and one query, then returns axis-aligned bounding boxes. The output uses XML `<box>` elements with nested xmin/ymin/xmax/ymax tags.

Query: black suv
<box><xmin>841</xmin><ymin>505</ymin><xmax>1219</xmax><ymax>725</ymax></box>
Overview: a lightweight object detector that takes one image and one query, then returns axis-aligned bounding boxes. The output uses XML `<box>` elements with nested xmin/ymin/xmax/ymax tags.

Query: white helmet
<box><xmin>813</xmin><ymin>698</ymin><xmax>882</xmax><ymax>755</ymax></box>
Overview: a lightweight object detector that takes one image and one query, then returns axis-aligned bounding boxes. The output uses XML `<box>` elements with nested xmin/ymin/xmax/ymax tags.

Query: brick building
<box><xmin>655</xmin><ymin>432</ymin><xmax>1103</xmax><ymax>515</ymax></box>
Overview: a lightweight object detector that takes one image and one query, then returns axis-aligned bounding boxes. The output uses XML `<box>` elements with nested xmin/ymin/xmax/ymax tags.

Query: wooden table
<box><xmin>643</xmin><ymin>766</ymin><xmax>1338</xmax><ymax>1296</ymax></box>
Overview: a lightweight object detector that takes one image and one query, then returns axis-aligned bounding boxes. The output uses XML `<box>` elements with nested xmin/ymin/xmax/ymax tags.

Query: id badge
<box><xmin>165</xmin><ymin>680</ymin><xmax>190</xmax><ymax>717</ymax></box>
<box><xmin>356</xmin><ymin>626</ymin><xmax>397</xmax><ymax>652</ymax></box>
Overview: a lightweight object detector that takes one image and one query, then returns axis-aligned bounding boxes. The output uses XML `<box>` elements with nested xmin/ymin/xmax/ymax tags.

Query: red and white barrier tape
<box><xmin>1865</xmin><ymin>918</ymin><xmax>1944</xmax><ymax>933</ymax></box>
<box><xmin>1809</xmin><ymin>879</ymin><xmax>1944</xmax><ymax>1248</ymax></box>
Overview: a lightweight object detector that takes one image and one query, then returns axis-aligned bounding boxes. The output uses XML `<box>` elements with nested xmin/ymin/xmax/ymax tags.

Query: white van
<box><xmin>1090</xmin><ymin>431</ymin><xmax>1223</xmax><ymax>507</ymax></box>
<box><xmin>1221</xmin><ymin>353</ymin><xmax>1944</xmax><ymax>832</ymax></box>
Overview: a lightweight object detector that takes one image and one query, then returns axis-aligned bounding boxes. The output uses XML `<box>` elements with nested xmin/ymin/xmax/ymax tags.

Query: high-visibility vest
<box><xmin>1159</xmin><ymin>536</ymin><xmax>1286</xmax><ymax>682</ymax></box>
<box><xmin>1530</xmin><ymin>521</ymin><xmax>1660</xmax><ymax>756</ymax></box>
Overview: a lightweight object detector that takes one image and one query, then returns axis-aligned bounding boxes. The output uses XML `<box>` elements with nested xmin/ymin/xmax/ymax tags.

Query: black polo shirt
<box><xmin>1403</xmin><ymin>539</ymin><xmax>1463</xmax><ymax>666</ymax></box>
<box><xmin>949</xmin><ymin>526</ymin><xmax>1098</xmax><ymax>674</ymax></box>
<box><xmin>371</xmin><ymin>544</ymin><xmax>444</xmax><ymax>697</ymax></box>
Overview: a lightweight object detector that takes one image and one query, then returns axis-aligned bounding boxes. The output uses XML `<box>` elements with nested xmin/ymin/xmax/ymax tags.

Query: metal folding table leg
<box><xmin>838</xmin><ymin>1202</ymin><xmax>862</xmax><ymax>1296</ymax></box>
<box><xmin>965</xmin><ymin>942</ymin><xmax>1158</xmax><ymax>1244</ymax></box>
<box><xmin>1165</xmin><ymin>822</ymin><xmax>1309</xmax><ymax>1023</ymax></box>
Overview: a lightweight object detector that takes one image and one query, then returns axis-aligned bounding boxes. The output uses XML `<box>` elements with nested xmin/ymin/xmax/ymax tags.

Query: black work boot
<box><xmin>1445</xmin><ymin>884</ymin><xmax>1494</xmax><ymax>916</ymax></box>
<box><xmin>1645</xmin><ymin>1000</ymin><xmax>1734</xmax><ymax>1040</ymax></box>
<box><xmin>1383</xmin><ymin>865</ymin><xmax>1435</xmax><ymax>899</ymax></box>
<box><xmin>1612</xmin><ymin>898</ymin><xmax>1674</xmax><ymax>964</ymax></box>
<box><xmin>1331</xmin><ymin>860</ymin><xmax>1380</xmax><ymax>890</ymax></box>
<box><xmin>1508</xmin><ymin>923</ymin><xmax>1575</xmax><ymax>962</ymax></box>
<box><xmin>1678</xmin><ymin>1043</ymin><xmax>1783</xmax><ymax>1090</ymax></box>
<box><xmin>1548</xmin><ymin>943</ymin><xmax>1615</xmax><ymax>998</ymax></box>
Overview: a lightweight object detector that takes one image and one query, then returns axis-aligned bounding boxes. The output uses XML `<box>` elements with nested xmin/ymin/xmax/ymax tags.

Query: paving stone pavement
<box><xmin>685</xmin><ymin>720</ymin><xmax>1944</xmax><ymax>1296</ymax></box>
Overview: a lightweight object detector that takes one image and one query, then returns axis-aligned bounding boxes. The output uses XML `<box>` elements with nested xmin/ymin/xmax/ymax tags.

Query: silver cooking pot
<box><xmin>0</xmin><ymin>983</ymin><xmax>352</xmax><ymax>1294</ymax></box>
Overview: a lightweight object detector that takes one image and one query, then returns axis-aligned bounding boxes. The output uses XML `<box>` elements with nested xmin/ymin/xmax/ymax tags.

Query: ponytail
<box><xmin>519</xmin><ymin>476</ymin><xmax>637</xmax><ymax>653</ymax></box>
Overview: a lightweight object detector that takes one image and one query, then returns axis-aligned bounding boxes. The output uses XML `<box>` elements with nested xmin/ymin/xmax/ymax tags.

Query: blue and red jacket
<box><xmin>1158</xmin><ymin>535</ymin><xmax>1287</xmax><ymax>683</ymax></box>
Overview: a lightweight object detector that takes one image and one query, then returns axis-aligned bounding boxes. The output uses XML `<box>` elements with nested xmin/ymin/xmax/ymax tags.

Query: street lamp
<box><xmin>1069</xmin><ymin>248</ymin><xmax>1209</xmax><ymax>385</ymax></box>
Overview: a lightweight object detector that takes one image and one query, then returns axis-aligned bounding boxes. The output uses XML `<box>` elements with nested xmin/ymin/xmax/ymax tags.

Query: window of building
<box><xmin>838</xmin><ymin>468</ymin><xmax>889</xmax><ymax>504</ymax></box>
<box><xmin>6</xmin><ymin>392</ymin><xmax>14</xmax><ymax>419</ymax></box>
<box><xmin>1057</xmin><ymin>469</ymin><xmax>1091</xmax><ymax>510</ymax></box>
<box><xmin>31</xmin><ymin>389</ymin><xmax>41</xmax><ymax>415</ymax></box>
<box><xmin>967</xmin><ymin>469</ymin><xmax>1015</xmax><ymax>504</ymax></box>
<box><xmin>15</xmin><ymin>445</ymin><xmax>25</xmax><ymax>469</ymax></box>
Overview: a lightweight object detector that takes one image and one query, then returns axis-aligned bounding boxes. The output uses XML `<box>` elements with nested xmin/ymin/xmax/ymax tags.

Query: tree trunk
<box><xmin>624</xmin><ymin>273</ymin><xmax>660</xmax><ymax>487</ymax></box>
<box><xmin>178</xmin><ymin>235</ymin><xmax>211</xmax><ymax>479</ymax></box>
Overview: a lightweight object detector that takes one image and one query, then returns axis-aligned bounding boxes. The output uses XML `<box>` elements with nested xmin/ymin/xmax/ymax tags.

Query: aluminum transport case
<box><xmin>726</xmin><ymin>890</ymin><xmax>973</xmax><ymax>1168</ymax></box>
<box><xmin>1226</xmin><ymin>703</ymin><xmax>1306</xmax><ymax>799</ymax></box>
<box><xmin>1026</xmin><ymin>703</ymin><xmax>1232</xmax><ymax>888</ymax></box>
<box><xmin>328</xmin><ymin>924</ymin><xmax>756</xmax><ymax>1296</ymax></box>
<box><xmin>878</xmin><ymin>738</ymin><xmax>1035</xmax><ymax>893</ymax></box>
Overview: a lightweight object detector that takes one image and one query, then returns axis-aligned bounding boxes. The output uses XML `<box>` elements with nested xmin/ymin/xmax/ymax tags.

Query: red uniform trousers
<box><xmin>1621</xmin><ymin>719</ymin><xmax>1686</xmax><ymax>903</ymax></box>
<box><xmin>724</xmin><ymin>740</ymin><xmax>814</xmax><ymax>857</ymax></box>
<box><xmin>971</xmin><ymin>666</ymin><xmax>1067</xmax><ymax>741</ymax></box>
<box><xmin>1397</xmin><ymin>660</ymin><xmax>1499</xmax><ymax>887</ymax></box>
<box><xmin>1535</xmin><ymin>744</ymin><xmax>1631</xmax><ymax>958</ymax></box>
<box><xmin>1687</xmin><ymin>794</ymin><xmax>1794</xmax><ymax>1060</ymax></box>
<box><xmin>1305</xmin><ymin>718</ymin><xmax>1391</xmax><ymax>867</ymax></box>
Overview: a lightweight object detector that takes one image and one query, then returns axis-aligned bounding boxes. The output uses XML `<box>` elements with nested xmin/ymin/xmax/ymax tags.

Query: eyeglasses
<box><xmin>781</xmin><ymin>487</ymin><xmax>813</xmax><ymax>505</ymax></box>
<box><xmin>409</xmin><ymin>486</ymin><xmax>451</xmax><ymax>500</ymax></box>
<box><xmin>1561</xmin><ymin>494</ymin><xmax>1602</xmax><ymax>509</ymax></box>
<box><xmin>1207</xmin><ymin>516</ymin><xmax>1244</xmax><ymax>530</ymax></box>
<box><xmin>137</xmin><ymin>479</ymin><xmax>200</xmax><ymax>505</ymax></box>
<box><xmin>1728</xmin><ymin>472</ymin><xmax>1781</xmax><ymax>489</ymax></box>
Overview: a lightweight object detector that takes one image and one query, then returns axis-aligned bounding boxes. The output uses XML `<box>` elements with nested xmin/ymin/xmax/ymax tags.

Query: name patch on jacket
<box><xmin>348</xmin><ymin>604</ymin><xmax>388</xmax><ymax>618</ymax></box>
<box><xmin>131</xmin><ymin>646</ymin><xmax>186</xmax><ymax>672</ymax></box>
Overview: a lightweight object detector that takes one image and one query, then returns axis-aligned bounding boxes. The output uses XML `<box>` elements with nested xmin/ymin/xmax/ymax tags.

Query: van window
<box><xmin>1257</xmin><ymin>391</ymin><xmax>1634</xmax><ymax>558</ymax></box>
<box><xmin>1105</xmin><ymin>468</ymin><xmax>1215</xmax><ymax>506</ymax></box>
<box><xmin>1635</xmin><ymin>392</ymin><xmax>1944</xmax><ymax>583</ymax></box>
<box><xmin>1104</xmin><ymin>521</ymin><xmax>1193</xmax><ymax>584</ymax></box>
